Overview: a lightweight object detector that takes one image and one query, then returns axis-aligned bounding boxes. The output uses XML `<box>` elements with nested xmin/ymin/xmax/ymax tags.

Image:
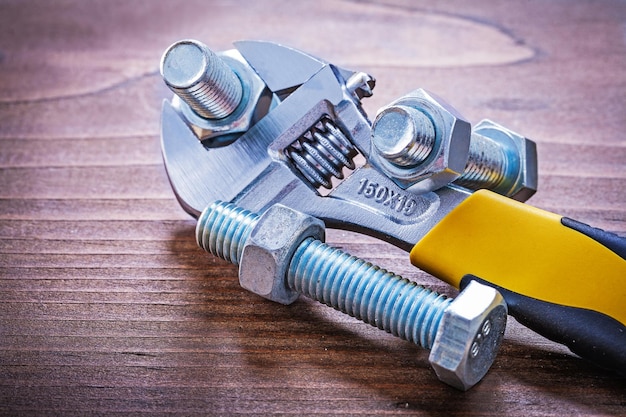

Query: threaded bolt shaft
<box><xmin>371</xmin><ymin>104</ymin><xmax>513</xmax><ymax>193</ymax></box>
<box><xmin>196</xmin><ymin>201</ymin><xmax>258</xmax><ymax>265</ymax></box>
<box><xmin>161</xmin><ymin>39</ymin><xmax>243</xmax><ymax>120</ymax></box>
<box><xmin>453</xmin><ymin>131</ymin><xmax>508</xmax><ymax>190</ymax></box>
<box><xmin>289</xmin><ymin>238</ymin><xmax>451</xmax><ymax>349</ymax></box>
<box><xmin>196</xmin><ymin>201</ymin><xmax>452</xmax><ymax>350</ymax></box>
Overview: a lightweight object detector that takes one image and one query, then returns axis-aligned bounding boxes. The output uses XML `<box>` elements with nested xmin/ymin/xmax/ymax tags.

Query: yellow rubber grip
<box><xmin>410</xmin><ymin>189</ymin><xmax>626</xmax><ymax>325</ymax></box>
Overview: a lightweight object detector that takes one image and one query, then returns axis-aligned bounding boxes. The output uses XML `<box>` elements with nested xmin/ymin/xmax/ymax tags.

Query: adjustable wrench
<box><xmin>160</xmin><ymin>40</ymin><xmax>626</xmax><ymax>374</ymax></box>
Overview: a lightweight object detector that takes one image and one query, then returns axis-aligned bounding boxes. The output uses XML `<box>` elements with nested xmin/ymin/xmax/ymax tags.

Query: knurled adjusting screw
<box><xmin>195</xmin><ymin>201</ymin><xmax>507</xmax><ymax>390</ymax></box>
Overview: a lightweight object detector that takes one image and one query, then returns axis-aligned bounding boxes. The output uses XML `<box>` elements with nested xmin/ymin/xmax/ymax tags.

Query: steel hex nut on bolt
<box><xmin>161</xmin><ymin>39</ymin><xmax>271</xmax><ymax>145</ymax></box>
<box><xmin>239</xmin><ymin>205</ymin><xmax>325</xmax><ymax>305</ymax></box>
<box><xmin>429</xmin><ymin>280</ymin><xmax>507</xmax><ymax>391</ymax></box>
<box><xmin>371</xmin><ymin>88</ymin><xmax>471</xmax><ymax>193</ymax></box>
<box><xmin>195</xmin><ymin>201</ymin><xmax>506</xmax><ymax>390</ymax></box>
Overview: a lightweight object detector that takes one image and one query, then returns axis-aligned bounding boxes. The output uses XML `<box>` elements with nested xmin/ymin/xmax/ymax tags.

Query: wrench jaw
<box><xmin>161</xmin><ymin>97</ymin><xmax>275</xmax><ymax>218</ymax></box>
<box><xmin>160</xmin><ymin>100</ymin><xmax>212</xmax><ymax>218</ymax></box>
<box><xmin>234</xmin><ymin>40</ymin><xmax>376</xmax><ymax>104</ymax></box>
<box><xmin>234</xmin><ymin>40</ymin><xmax>327</xmax><ymax>100</ymax></box>
<box><xmin>160</xmin><ymin>40</ymin><xmax>371</xmax><ymax>218</ymax></box>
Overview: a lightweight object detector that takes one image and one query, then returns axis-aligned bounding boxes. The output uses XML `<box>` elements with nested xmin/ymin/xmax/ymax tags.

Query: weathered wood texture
<box><xmin>1</xmin><ymin>0</ymin><xmax>625</xmax><ymax>415</ymax></box>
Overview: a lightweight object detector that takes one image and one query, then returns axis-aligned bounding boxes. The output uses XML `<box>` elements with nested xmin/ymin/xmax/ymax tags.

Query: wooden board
<box><xmin>1</xmin><ymin>0</ymin><xmax>624</xmax><ymax>415</ymax></box>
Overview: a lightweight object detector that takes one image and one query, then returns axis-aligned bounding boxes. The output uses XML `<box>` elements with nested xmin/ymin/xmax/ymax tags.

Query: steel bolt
<box><xmin>369</xmin><ymin>89</ymin><xmax>471</xmax><ymax>193</ymax></box>
<box><xmin>195</xmin><ymin>200</ymin><xmax>507</xmax><ymax>390</ymax></box>
<box><xmin>161</xmin><ymin>39</ymin><xmax>243</xmax><ymax>120</ymax></box>
<box><xmin>371</xmin><ymin>100</ymin><xmax>537</xmax><ymax>201</ymax></box>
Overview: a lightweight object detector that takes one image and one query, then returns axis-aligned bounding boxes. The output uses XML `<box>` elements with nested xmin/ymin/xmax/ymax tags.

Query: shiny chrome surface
<box><xmin>161</xmin><ymin>57</ymin><xmax>470</xmax><ymax>251</ymax></box>
<box><xmin>160</xmin><ymin>40</ymin><xmax>535</xmax><ymax>251</ymax></box>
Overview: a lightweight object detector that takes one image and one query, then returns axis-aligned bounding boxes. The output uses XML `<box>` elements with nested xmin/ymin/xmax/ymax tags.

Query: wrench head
<box><xmin>160</xmin><ymin>40</ymin><xmax>471</xmax><ymax>251</ymax></box>
<box><xmin>161</xmin><ymin>40</ymin><xmax>331</xmax><ymax>217</ymax></box>
<box><xmin>234</xmin><ymin>40</ymin><xmax>326</xmax><ymax>97</ymax></box>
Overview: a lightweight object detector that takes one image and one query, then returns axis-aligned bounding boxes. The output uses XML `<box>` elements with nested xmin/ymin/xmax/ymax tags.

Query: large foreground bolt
<box><xmin>196</xmin><ymin>201</ymin><xmax>507</xmax><ymax>390</ymax></box>
<box><xmin>371</xmin><ymin>91</ymin><xmax>537</xmax><ymax>201</ymax></box>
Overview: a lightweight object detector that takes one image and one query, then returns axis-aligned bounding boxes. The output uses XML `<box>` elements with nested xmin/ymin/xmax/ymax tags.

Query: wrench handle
<box><xmin>409</xmin><ymin>189</ymin><xmax>626</xmax><ymax>374</ymax></box>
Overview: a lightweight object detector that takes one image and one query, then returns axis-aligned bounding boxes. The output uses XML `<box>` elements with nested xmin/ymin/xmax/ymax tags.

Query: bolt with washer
<box><xmin>195</xmin><ymin>200</ymin><xmax>507</xmax><ymax>390</ymax></box>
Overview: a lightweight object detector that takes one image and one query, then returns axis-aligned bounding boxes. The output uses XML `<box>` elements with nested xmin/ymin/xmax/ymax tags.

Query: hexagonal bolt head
<box><xmin>370</xmin><ymin>88</ymin><xmax>471</xmax><ymax>193</ymax></box>
<box><xmin>238</xmin><ymin>204</ymin><xmax>325</xmax><ymax>305</ymax></box>
<box><xmin>161</xmin><ymin>40</ymin><xmax>272</xmax><ymax>146</ymax></box>
<box><xmin>428</xmin><ymin>280</ymin><xmax>507</xmax><ymax>391</ymax></box>
<box><xmin>472</xmin><ymin>119</ymin><xmax>538</xmax><ymax>202</ymax></box>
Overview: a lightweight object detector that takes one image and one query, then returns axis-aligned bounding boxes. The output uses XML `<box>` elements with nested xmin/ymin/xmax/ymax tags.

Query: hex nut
<box><xmin>171</xmin><ymin>49</ymin><xmax>272</xmax><ymax>146</ymax></box>
<box><xmin>238</xmin><ymin>204</ymin><xmax>325</xmax><ymax>305</ymax></box>
<box><xmin>428</xmin><ymin>280</ymin><xmax>507</xmax><ymax>391</ymax></box>
<box><xmin>370</xmin><ymin>88</ymin><xmax>471</xmax><ymax>193</ymax></box>
<box><xmin>473</xmin><ymin>119</ymin><xmax>538</xmax><ymax>202</ymax></box>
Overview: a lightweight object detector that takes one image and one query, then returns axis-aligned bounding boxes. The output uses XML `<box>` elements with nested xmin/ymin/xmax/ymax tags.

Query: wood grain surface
<box><xmin>1</xmin><ymin>0</ymin><xmax>625</xmax><ymax>415</ymax></box>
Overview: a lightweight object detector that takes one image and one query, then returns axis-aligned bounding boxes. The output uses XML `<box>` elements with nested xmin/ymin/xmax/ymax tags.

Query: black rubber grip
<box><xmin>561</xmin><ymin>217</ymin><xmax>626</xmax><ymax>260</ymax></box>
<box><xmin>460</xmin><ymin>275</ymin><xmax>626</xmax><ymax>376</ymax></box>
